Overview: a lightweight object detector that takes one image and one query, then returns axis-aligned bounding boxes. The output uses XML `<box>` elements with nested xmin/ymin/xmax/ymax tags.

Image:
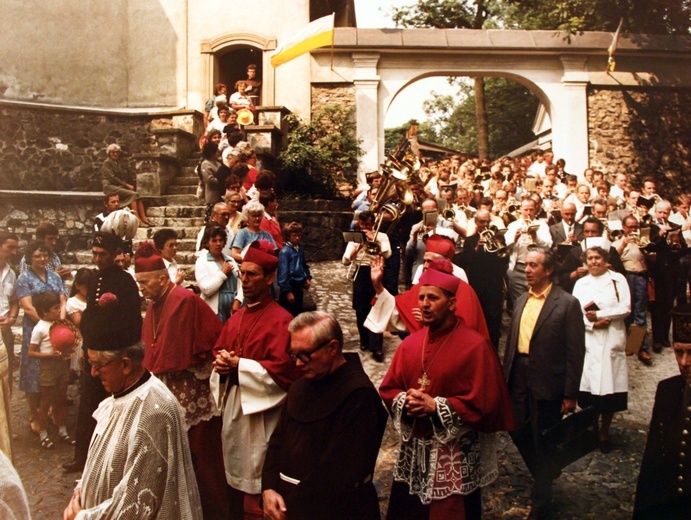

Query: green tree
<box><xmin>502</xmin><ymin>0</ymin><xmax>690</xmax><ymax>34</ymax></box>
<box><xmin>278</xmin><ymin>105</ymin><xmax>363</xmax><ymax>198</ymax></box>
<box><xmin>393</xmin><ymin>1</ymin><xmax>495</xmax><ymax>158</ymax></box>
<box><xmin>423</xmin><ymin>77</ymin><xmax>539</xmax><ymax>157</ymax></box>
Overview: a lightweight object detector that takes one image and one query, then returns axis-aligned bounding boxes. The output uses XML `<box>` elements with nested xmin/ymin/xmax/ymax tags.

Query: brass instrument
<box><xmin>666</xmin><ymin>223</ymin><xmax>683</xmax><ymax>251</ymax></box>
<box><xmin>522</xmin><ymin>219</ymin><xmax>541</xmax><ymax>251</ymax></box>
<box><xmin>345</xmin><ymin>138</ymin><xmax>419</xmax><ymax>281</ymax></box>
<box><xmin>480</xmin><ymin>226</ymin><xmax>508</xmax><ymax>257</ymax></box>
<box><xmin>630</xmin><ymin>227</ymin><xmax>651</xmax><ymax>249</ymax></box>
<box><xmin>600</xmin><ymin>218</ymin><xmax>624</xmax><ymax>241</ymax></box>
<box><xmin>441</xmin><ymin>207</ymin><xmax>456</xmax><ymax>222</ymax></box>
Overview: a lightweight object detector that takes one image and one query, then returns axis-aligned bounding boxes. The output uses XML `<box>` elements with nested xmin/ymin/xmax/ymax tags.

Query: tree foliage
<box><xmin>502</xmin><ymin>0</ymin><xmax>691</xmax><ymax>35</ymax></box>
<box><xmin>392</xmin><ymin>0</ymin><xmax>493</xmax><ymax>29</ymax></box>
<box><xmin>422</xmin><ymin>77</ymin><xmax>540</xmax><ymax>157</ymax></box>
<box><xmin>278</xmin><ymin>105</ymin><xmax>363</xmax><ymax>199</ymax></box>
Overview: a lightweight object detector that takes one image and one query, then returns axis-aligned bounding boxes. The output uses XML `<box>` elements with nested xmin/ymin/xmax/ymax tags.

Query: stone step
<box><xmin>181</xmin><ymin>165</ymin><xmax>198</xmax><ymax>176</ymax></box>
<box><xmin>146</xmin><ymin>205</ymin><xmax>206</xmax><ymax>218</ymax></box>
<box><xmin>168</xmin><ymin>185</ymin><xmax>198</xmax><ymax>196</ymax></box>
<box><xmin>136</xmin><ymin>226</ymin><xmax>201</xmax><ymax>241</ymax></box>
<box><xmin>162</xmin><ymin>216</ymin><xmax>205</xmax><ymax>227</ymax></box>
<box><xmin>164</xmin><ymin>194</ymin><xmax>203</xmax><ymax>206</ymax></box>
<box><xmin>170</xmin><ymin>175</ymin><xmax>199</xmax><ymax>186</ymax></box>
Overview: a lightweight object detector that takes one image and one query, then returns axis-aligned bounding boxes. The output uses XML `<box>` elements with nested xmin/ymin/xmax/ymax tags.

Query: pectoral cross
<box><xmin>418</xmin><ymin>372</ymin><xmax>430</xmax><ymax>391</ymax></box>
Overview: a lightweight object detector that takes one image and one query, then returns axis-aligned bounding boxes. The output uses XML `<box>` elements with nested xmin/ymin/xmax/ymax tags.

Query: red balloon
<box><xmin>50</xmin><ymin>325</ymin><xmax>77</xmax><ymax>354</ymax></box>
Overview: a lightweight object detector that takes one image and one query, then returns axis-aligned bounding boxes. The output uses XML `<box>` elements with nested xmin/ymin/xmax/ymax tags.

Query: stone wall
<box><xmin>0</xmin><ymin>102</ymin><xmax>201</xmax><ymax>192</ymax></box>
<box><xmin>0</xmin><ymin>192</ymin><xmax>102</xmax><ymax>254</ymax></box>
<box><xmin>311</xmin><ymin>83</ymin><xmax>356</xmax><ymax>116</ymax></box>
<box><xmin>588</xmin><ymin>87</ymin><xmax>691</xmax><ymax>197</ymax></box>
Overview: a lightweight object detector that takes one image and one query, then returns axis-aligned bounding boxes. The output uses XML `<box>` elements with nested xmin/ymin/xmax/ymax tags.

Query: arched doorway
<box><xmin>200</xmin><ymin>32</ymin><xmax>277</xmax><ymax>107</ymax></box>
<box><xmin>217</xmin><ymin>45</ymin><xmax>264</xmax><ymax>105</ymax></box>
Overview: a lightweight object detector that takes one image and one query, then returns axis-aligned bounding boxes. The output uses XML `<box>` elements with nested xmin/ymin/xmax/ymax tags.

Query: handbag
<box><xmin>541</xmin><ymin>406</ymin><xmax>599</xmax><ymax>470</ymax></box>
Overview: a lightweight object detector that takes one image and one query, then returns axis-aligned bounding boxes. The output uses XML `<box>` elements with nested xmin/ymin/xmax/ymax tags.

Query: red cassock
<box><xmin>142</xmin><ymin>283</ymin><xmax>224</xmax><ymax>373</ymax></box>
<box><xmin>213</xmin><ymin>296</ymin><xmax>301</xmax><ymax>391</ymax></box>
<box><xmin>380</xmin><ymin>321</ymin><xmax>515</xmax><ymax>434</ymax></box>
<box><xmin>394</xmin><ymin>279</ymin><xmax>490</xmax><ymax>340</ymax></box>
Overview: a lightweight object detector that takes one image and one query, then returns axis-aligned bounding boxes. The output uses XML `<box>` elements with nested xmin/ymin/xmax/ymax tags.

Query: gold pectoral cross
<box><xmin>418</xmin><ymin>372</ymin><xmax>430</xmax><ymax>391</ymax></box>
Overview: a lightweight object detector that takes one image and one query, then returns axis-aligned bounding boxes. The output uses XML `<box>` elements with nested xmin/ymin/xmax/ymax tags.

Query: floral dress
<box><xmin>15</xmin><ymin>269</ymin><xmax>66</xmax><ymax>393</ymax></box>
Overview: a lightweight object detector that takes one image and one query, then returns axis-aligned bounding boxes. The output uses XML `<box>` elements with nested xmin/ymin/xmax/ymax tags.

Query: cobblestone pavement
<box><xmin>8</xmin><ymin>260</ymin><xmax>681</xmax><ymax>519</ymax></box>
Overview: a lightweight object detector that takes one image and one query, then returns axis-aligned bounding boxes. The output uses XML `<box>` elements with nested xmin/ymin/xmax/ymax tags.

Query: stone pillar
<box><xmin>553</xmin><ymin>56</ymin><xmax>590</xmax><ymax>178</ymax></box>
<box><xmin>134</xmin><ymin>154</ymin><xmax>179</xmax><ymax>197</ymax></box>
<box><xmin>352</xmin><ymin>52</ymin><xmax>380</xmax><ymax>187</ymax></box>
<box><xmin>200</xmin><ymin>44</ymin><xmax>215</xmax><ymax>110</ymax></box>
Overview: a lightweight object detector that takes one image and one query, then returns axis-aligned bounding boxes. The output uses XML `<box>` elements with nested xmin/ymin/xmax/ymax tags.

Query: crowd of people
<box><xmin>0</xmin><ymin>138</ymin><xmax>690</xmax><ymax>520</ymax></box>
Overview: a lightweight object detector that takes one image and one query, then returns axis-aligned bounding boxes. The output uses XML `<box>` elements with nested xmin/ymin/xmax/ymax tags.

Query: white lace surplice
<box><xmin>77</xmin><ymin>376</ymin><xmax>202</xmax><ymax>520</ymax></box>
<box><xmin>390</xmin><ymin>393</ymin><xmax>498</xmax><ymax>505</ymax></box>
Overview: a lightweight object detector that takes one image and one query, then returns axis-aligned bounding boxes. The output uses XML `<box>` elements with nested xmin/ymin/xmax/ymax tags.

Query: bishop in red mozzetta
<box><xmin>134</xmin><ymin>241</ymin><xmax>227</xmax><ymax>518</ymax></box>
<box><xmin>380</xmin><ymin>265</ymin><xmax>515</xmax><ymax>520</ymax></box>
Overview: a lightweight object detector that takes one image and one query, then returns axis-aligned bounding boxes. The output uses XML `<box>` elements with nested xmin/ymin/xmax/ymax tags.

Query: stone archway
<box><xmin>200</xmin><ymin>32</ymin><xmax>277</xmax><ymax>106</ymax></box>
<box><xmin>351</xmin><ymin>51</ymin><xmax>589</xmax><ymax>183</ymax></box>
<box><xmin>310</xmin><ymin>29</ymin><xmax>690</xmax><ymax>184</ymax></box>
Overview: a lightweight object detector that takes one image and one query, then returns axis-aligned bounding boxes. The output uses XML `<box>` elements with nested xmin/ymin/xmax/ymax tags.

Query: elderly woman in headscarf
<box><xmin>101</xmin><ymin>144</ymin><xmax>152</xmax><ymax>227</ymax></box>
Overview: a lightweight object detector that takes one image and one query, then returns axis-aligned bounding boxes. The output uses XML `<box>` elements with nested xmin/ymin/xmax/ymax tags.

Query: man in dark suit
<box><xmin>458</xmin><ymin>209</ymin><xmax>508</xmax><ymax>349</ymax></box>
<box><xmin>633</xmin><ymin>307</ymin><xmax>691</xmax><ymax>518</ymax></box>
<box><xmin>62</xmin><ymin>232</ymin><xmax>142</xmax><ymax>473</ymax></box>
<box><xmin>648</xmin><ymin>199</ymin><xmax>690</xmax><ymax>351</ymax></box>
<box><xmin>503</xmin><ymin>247</ymin><xmax>586</xmax><ymax>519</ymax></box>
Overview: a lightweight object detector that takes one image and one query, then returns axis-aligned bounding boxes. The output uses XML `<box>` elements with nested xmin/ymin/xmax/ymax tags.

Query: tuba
<box><xmin>345</xmin><ymin>139</ymin><xmax>419</xmax><ymax>281</ymax></box>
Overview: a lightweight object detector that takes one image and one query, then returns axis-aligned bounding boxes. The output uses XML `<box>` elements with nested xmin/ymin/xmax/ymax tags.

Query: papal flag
<box><xmin>270</xmin><ymin>13</ymin><xmax>335</xmax><ymax>68</ymax></box>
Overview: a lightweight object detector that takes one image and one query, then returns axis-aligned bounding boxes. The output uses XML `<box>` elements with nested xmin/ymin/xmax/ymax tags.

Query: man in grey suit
<box><xmin>503</xmin><ymin>248</ymin><xmax>585</xmax><ymax>519</ymax></box>
<box><xmin>548</xmin><ymin>202</ymin><xmax>582</xmax><ymax>246</ymax></box>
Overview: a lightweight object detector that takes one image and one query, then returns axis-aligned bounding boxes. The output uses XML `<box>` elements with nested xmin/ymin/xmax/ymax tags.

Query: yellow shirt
<box><xmin>517</xmin><ymin>283</ymin><xmax>553</xmax><ymax>354</ymax></box>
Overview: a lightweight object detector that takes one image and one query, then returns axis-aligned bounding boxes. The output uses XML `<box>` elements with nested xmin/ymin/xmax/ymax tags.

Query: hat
<box><xmin>83</xmin><ymin>292</ymin><xmax>141</xmax><ymax>352</ymax></box>
<box><xmin>93</xmin><ymin>232</ymin><xmax>123</xmax><ymax>255</ymax></box>
<box><xmin>49</xmin><ymin>319</ymin><xmax>82</xmax><ymax>355</ymax></box>
<box><xmin>134</xmin><ymin>241</ymin><xmax>166</xmax><ymax>273</ymax></box>
<box><xmin>672</xmin><ymin>305</ymin><xmax>691</xmax><ymax>343</ymax></box>
<box><xmin>419</xmin><ymin>263</ymin><xmax>460</xmax><ymax>294</ymax></box>
<box><xmin>242</xmin><ymin>240</ymin><xmax>278</xmax><ymax>272</ymax></box>
<box><xmin>425</xmin><ymin>234</ymin><xmax>456</xmax><ymax>260</ymax></box>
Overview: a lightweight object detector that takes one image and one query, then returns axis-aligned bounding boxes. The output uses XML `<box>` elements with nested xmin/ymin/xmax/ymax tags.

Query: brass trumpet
<box><xmin>441</xmin><ymin>207</ymin><xmax>456</xmax><ymax>222</ymax></box>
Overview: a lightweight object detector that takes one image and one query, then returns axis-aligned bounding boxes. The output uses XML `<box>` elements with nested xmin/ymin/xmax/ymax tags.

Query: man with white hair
<box><xmin>63</xmin><ymin>314</ymin><xmax>201</xmax><ymax>519</ymax></box>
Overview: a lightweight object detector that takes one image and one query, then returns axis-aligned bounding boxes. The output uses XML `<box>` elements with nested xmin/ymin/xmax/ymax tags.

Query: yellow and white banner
<box><xmin>270</xmin><ymin>13</ymin><xmax>334</xmax><ymax>68</ymax></box>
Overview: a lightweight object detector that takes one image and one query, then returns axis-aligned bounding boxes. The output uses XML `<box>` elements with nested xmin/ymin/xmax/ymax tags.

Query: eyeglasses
<box><xmin>89</xmin><ymin>358</ymin><xmax>118</xmax><ymax>373</ymax></box>
<box><xmin>219</xmin><ymin>212</ymin><xmax>231</xmax><ymax>217</ymax></box>
<box><xmin>288</xmin><ymin>339</ymin><xmax>332</xmax><ymax>364</ymax></box>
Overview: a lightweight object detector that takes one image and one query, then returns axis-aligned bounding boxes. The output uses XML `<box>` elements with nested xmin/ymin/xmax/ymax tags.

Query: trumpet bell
<box><xmin>237</xmin><ymin>108</ymin><xmax>254</xmax><ymax>125</ymax></box>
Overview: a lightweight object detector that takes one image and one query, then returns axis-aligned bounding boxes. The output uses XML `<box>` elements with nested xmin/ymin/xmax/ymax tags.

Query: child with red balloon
<box><xmin>28</xmin><ymin>292</ymin><xmax>81</xmax><ymax>449</ymax></box>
